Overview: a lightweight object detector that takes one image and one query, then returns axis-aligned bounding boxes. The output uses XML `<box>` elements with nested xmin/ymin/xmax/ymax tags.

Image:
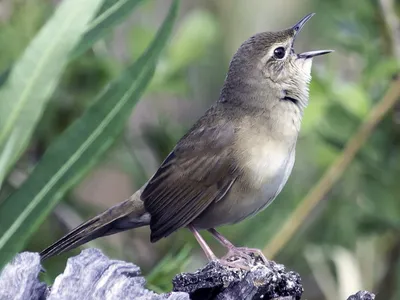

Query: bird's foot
<box><xmin>222</xmin><ymin>246</ymin><xmax>268</xmax><ymax>266</ymax></box>
<box><xmin>215</xmin><ymin>256</ymin><xmax>251</xmax><ymax>271</ymax></box>
<box><xmin>222</xmin><ymin>247</ymin><xmax>252</xmax><ymax>262</ymax></box>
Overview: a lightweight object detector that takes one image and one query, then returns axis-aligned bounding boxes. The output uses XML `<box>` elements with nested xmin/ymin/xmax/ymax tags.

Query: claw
<box><xmin>218</xmin><ymin>256</ymin><xmax>251</xmax><ymax>271</ymax></box>
<box><xmin>222</xmin><ymin>248</ymin><xmax>252</xmax><ymax>262</ymax></box>
<box><xmin>233</xmin><ymin>247</ymin><xmax>269</xmax><ymax>265</ymax></box>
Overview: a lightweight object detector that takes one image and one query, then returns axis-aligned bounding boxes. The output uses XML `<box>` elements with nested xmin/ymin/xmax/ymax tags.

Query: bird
<box><xmin>40</xmin><ymin>13</ymin><xmax>332</xmax><ymax>267</ymax></box>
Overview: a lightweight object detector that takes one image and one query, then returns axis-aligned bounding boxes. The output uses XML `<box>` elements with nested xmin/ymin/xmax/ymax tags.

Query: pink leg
<box><xmin>188</xmin><ymin>226</ymin><xmax>250</xmax><ymax>270</ymax></box>
<box><xmin>208</xmin><ymin>228</ymin><xmax>236</xmax><ymax>248</ymax></box>
<box><xmin>188</xmin><ymin>225</ymin><xmax>217</xmax><ymax>261</ymax></box>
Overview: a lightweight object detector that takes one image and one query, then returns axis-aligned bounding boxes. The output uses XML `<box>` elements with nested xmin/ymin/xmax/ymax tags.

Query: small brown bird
<box><xmin>40</xmin><ymin>13</ymin><xmax>332</xmax><ymax>267</ymax></box>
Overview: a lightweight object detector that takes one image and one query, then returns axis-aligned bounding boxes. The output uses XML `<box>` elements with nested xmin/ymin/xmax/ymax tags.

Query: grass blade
<box><xmin>0</xmin><ymin>0</ymin><xmax>179</xmax><ymax>268</ymax></box>
<box><xmin>71</xmin><ymin>0</ymin><xmax>146</xmax><ymax>59</ymax></box>
<box><xmin>0</xmin><ymin>68</ymin><xmax>10</xmax><ymax>89</ymax></box>
<box><xmin>0</xmin><ymin>0</ymin><xmax>146</xmax><ymax>133</ymax></box>
<box><xmin>0</xmin><ymin>0</ymin><xmax>105</xmax><ymax>187</ymax></box>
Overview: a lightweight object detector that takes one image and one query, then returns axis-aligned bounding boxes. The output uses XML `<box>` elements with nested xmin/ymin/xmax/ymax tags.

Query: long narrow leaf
<box><xmin>0</xmin><ymin>0</ymin><xmax>105</xmax><ymax>187</ymax></box>
<box><xmin>0</xmin><ymin>0</ymin><xmax>179</xmax><ymax>268</ymax></box>
<box><xmin>0</xmin><ymin>0</ymin><xmax>146</xmax><ymax>123</ymax></box>
<box><xmin>0</xmin><ymin>68</ymin><xmax>10</xmax><ymax>89</ymax></box>
<box><xmin>71</xmin><ymin>0</ymin><xmax>146</xmax><ymax>59</ymax></box>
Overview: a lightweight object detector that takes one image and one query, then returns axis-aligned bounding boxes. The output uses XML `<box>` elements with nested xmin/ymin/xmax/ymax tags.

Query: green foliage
<box><xmin>0</xmin><ymin>68</ymin><xmax>10</xmax><ymax>88</ymax></box>
<box><xmin>0</xmin><ymin>0</ymin><xmax>179</xmax><ymax>268</ymax></box>
<box><xmin>0</xmin><ymin>0</ymin><xmax>49</xmax><ymax>71</ymax></box>
<box><xmin>146</xmin><ymin>9</ymin><xmax>219</xmax><ymax>95</ymax></box>
<box><xmin>164</xmin><ymin>10</ymin><xmax>219</xmax><ymax>77</ymax></box>
<box><xmin>146</xmin><ymin>245</ymin><xmax>192</xmax><ymax>293</ymax></box>
<box><xmin>71</xmin><ymin>0</ymin><xmax>147</xmax><ymax>59</ymax></box>
<box><xmin>309</xmin><ymin>0</ymin><xmax>400</xmax><ymax>247</ymax></box>
<box><xmin>0</xmin><ymin>0</ymin><xmax>104</xmax><ymax>187</ymax></box>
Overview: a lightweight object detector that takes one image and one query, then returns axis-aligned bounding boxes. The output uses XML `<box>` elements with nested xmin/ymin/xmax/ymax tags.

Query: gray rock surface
<box><xmin>173</xmin><ymin>258</ymin><xmax>303</xmax><ymax>300</ymax></box>
<box><xmin>0</xmin><ymin>252</ymin><xmax>46</xmax><ymax>300</ymax></box>
<box><xmin>0</xmin><ymin>249</ymin><xmax>188</xmax><ymax>300</ymax></box>
<box><xmin>0</xmin><ymin>248</ymin><xmax>376</xmax><ymax>300</ymax></box>
<box><xmin>347</xmin><ymin>290</ymin><xmax>375</xmax><ymax>300</ymax></box>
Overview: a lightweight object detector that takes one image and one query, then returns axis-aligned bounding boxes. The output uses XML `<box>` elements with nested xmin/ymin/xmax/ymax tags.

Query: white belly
<box><xmin>245</xmin><ymin>148</ymin><xmax>295</xmax><ymax>216</ymax></box>
<box><xmin>257</xmin><ymin>149</ymin><xmax>295</xmax><ymax>203</ymax></box>
<box><xmin>192</xmin><ymin>148</ymin><xmax>295</xmax><ymax>229</ymax></box>
<box><xmin>244</xmin><ymin>140</ymin><xmax>292</xmax><ymax>187</ymax></box>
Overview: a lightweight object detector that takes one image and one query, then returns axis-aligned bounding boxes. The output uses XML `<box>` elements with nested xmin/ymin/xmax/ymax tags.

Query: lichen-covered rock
<box><xmin>45</xmin><ymin>249</ymin><xmax>189</xmax><ymax>300</ymax></box>
<box><xmin>347</xmin><ymin>290</ymin><xmax>375</xmax><ymax>300</ymax></box>
<box><xmin>0</xmin><ymin>249</ymin><xmax>189</xmax><ymax>300</ymax></box>
<box><xmin>0</xmin><ymin>252</ymin><xmax>46</xmax><ymax>300</ymax></box>
<box><xmin>0</xmin><ymin>249</ymin><xmax>375</xmax><ymax>300</ymax></box>
<box><xmin>173</xmin><ymin>257</ymin><xmax>303</xmax><ymax>300</ymax></box>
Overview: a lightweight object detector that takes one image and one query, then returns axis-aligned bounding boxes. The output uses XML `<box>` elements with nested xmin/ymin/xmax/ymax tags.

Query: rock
<box><xmin>173</xmin><ymin>256</ymin><xmax>303</xmax><ymax>300</ymax></box>
<box><xmin>0</xmin><ymin>249</ymin><xmax>188</xmax><ymax>300</ymax></box>
<box><xmin>347</xmin><ymin>290</ymin><xmax>375</xmax><ymax>300</ymax></box>
<box><xmin>0</xmin><ymin>249</ymin><xmax>376</xmax><ymax>300</ymax></box>
<box><xmin>0</xmin><ymin>252</ymin><xmax>46</xmax><ymax>300</ymax></box>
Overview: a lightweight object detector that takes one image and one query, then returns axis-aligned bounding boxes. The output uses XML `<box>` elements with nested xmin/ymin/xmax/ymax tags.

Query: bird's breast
<box><xmin>239</xmin><ymin>138</ymin><xmax>293</xmax><ymax>188</ymax></box>
<box><xmin>192</xmin><ymin>142</ymin><xmax>295</xmax><ymax>229</ymax></box>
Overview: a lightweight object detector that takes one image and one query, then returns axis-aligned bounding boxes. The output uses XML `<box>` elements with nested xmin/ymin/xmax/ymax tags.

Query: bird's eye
<box><xmin>273</xmin><ymin>47</ymin><xmax>286</xmax><ymax>59</ymax></box>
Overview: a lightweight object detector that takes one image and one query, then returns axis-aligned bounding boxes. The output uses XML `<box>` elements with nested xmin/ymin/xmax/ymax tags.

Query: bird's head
<box><xmin>221</xmin><ymin>13</ymin><xmax>332</xmax><ymax>109</ymax></box>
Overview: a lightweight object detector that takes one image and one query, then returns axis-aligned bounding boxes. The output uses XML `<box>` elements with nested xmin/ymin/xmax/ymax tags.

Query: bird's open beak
<box><xmin>297</xmin><ymin>49</ymin><xmax>333</xmax><ymax>59</ymax></box>
<box><xmin>291</xmin><ymin>13</ymin><xmax>333</xmax><ymax>59</ymax></box>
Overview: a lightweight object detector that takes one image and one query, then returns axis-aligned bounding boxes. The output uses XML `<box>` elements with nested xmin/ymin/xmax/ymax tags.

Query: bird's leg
<box><xmin>189</xmin><ymin>225</ymin><xmax>218</xmax><ymax>261</ymax></box>
<box><xmin>208</xmin><ymin>228</ymin><xmax>268</xmax><ymax>265</ymax></box>
<box><xmin>188</xmin><ymin>225</ymin><xmax>250</xmax><ymax>270</ymax></box>
<box><xmin>207</xmin><ymin>228</ymin><xmax>251</xmax><ymax>261</ymax></box>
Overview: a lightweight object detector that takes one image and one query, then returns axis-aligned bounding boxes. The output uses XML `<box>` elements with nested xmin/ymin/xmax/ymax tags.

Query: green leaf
<box><xmin>166</xmin><ymin>10</ymin><xmax>218</xmax><ymax>72</ymax></box>
<box><xmin>0</xmin><ymin>68</ymin><xmax>10</xmax><ymax>88</ymax></box>
<box><xmin>146</xmin><ymin>244</ymin><xmax>192</xmax><ymax>293</ymax></box>
<box><xmin>71</xmin><ymin>0</ymin><xmax>147</xmax><ymax>59</ymax></box>
<box><xmin>0</xmin><ymin>0</ymin><xmax>179</xmax><ymax>268</ymax></box>
<box><xmin>334</xmin><ymin>84</ymin><xmax>371</xmax><ymax>118</ymax></box>
<box><xmin>0</xmin><ymin>0</ymin><xmax>147</xmax><ymax>135</ymax></box>
<box><xmin>0</xmin><ymin>0</ymin><xmax>105</xmax><ymax>188</ymax></box>
<box><xmin>148</xmin><ymin>9</ymin><xmax>218</xmax><ymax>92</ymax></box>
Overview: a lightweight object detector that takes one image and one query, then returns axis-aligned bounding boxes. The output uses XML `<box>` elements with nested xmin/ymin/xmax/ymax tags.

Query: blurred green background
<box><xmin>0</xmin><ymin>0</ymin><xmax>400</xmax><ymax>299</ymax></box>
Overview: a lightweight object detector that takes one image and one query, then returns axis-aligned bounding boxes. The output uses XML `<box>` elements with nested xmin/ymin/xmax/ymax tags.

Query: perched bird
<box><xmin>40</xmin><ymin>13</ymin><xmax>332</xmax><ymax>267</ymax></box>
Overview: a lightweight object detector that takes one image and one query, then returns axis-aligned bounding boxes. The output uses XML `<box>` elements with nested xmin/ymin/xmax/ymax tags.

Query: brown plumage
<box><xmin>40</xmin><ymin>13</ymin><xmax>332</xmax><ymax>265</ymax></box>
<box><xmin>142</xmin><ymin>108</ymin><xmax>239</xmax><ymax>242</ymax></box>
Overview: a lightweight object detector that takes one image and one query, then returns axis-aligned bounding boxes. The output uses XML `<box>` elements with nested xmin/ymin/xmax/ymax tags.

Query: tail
<box><xmin>40</xmin><ymin>189</ymin><xmax>150</xmax><ymax>261</ymax></box>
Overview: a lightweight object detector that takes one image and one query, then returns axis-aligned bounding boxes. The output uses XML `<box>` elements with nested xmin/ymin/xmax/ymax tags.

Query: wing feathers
<box><xmin>142</xmin><ymin>116</ymin><xmax>239</xmax><ymax>242</ymax></box>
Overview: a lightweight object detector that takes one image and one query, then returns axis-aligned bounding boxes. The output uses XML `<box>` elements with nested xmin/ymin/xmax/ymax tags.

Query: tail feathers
<box><xmin>40</xmin><ymin>216</ymin><xmax>110</xmax><ymax>261</ymax></box>
<box><xmin>40</xmin><ymin>192</ymin><xmax>150</xmax><ymax>261</ymax></box>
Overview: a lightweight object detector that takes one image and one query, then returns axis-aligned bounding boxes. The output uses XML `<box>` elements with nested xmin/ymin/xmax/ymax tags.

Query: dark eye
<box><xmin>273</xmin><ymin>47</ymin><xmax>286</xmax><ymax>59</ymax></box>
